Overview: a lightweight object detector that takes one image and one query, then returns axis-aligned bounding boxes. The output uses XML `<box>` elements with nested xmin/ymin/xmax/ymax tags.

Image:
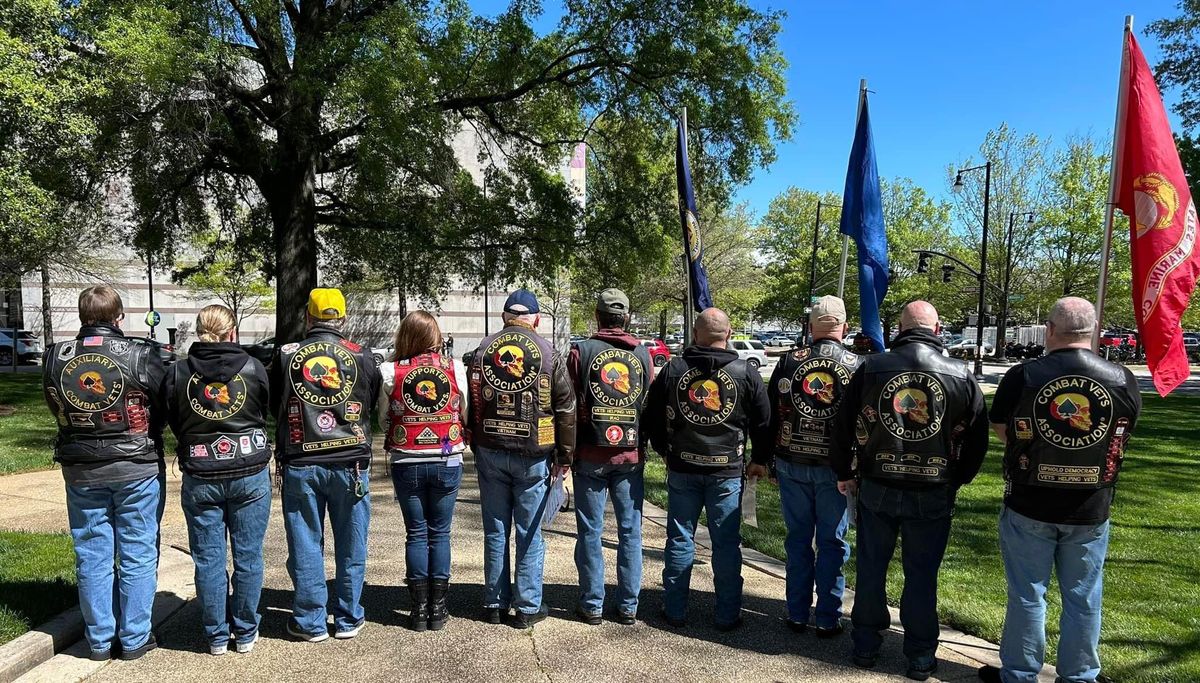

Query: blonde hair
<box><xmin>196</xmin><ymin>304</ymin><xmax>237</xmax><ymax>343</ymax></box>
<box><xmin>78</xmin><ymin>286</ymin><xmax>123</xmax><ymax>325</ymax></box>
<box><xmin>392</xmin><ymin>311</ymin><xmax>442</xmax><ymax>361</ymax></box>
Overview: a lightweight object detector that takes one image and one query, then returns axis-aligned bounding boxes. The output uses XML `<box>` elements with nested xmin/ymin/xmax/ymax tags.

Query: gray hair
<box><xmin>309</xmin><ymin>317</ymin><xmax>347</xmax><ymax>332</ymax></box>
<box><xmin>1049</xmin><ymin>297</ymin><xmax>1096</xmax><ymax>340</ymax></box>
<box><xmin>501</xmin><ymin>312</ymin><xmax>538</xmax><ymax>327</ymax></box>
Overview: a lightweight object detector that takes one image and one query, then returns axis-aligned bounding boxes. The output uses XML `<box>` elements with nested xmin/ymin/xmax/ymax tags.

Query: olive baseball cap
<box><xmin>810</xmin><ymin>295</ymin><xmax>847</xmax><ymax>329</ymax></box>
<box><xmin>307</xmin><ymin>288</ymin><xmax>346</xmax><ymax>320</ymax></box>
<box><xmin>596</xmin><ymin>288</ymin><xmax>630</xmax><ymax>314</ymax></box>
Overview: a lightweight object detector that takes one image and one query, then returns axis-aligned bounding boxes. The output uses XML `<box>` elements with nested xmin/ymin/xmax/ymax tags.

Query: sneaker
<box><xmin>575</xmin><ymin>606</ymin><xmax>602</xmax><ymax>626</ymax></box>
<box><xmin>286</xmin><ymin>620</ymin><xmax>330</xmax><ymax>643</ymax></box>
<box><xmin>814</xmin><ymin>623</ymin><xmax>845</xmax><ymax>639</ymax></box>
<box><xmin>483</xmin><ymin>607</ymin><xmax>505</xmax><ymax>624</ymax></box>
<box><xmin>977</xmin><ymin>665</ymin><xmax>1001</xmax><ymax>683</ymax></box>
<box><xmin>613</xmin><ymin>611</ymin><xmax>636</xmax><ymax>626</ymax></box>
<box><xmin>714</xmin><ymin>616</ymin><xmax>743</xmax><ymax>632</ymax></box>
<box><xmin>906</xmin><ymin>658</ymin><xmax>938</xmax><ymax>681</ymax></box>
<box><xmin>510</xmin><ymin>605</ymin><xmax>549</xmax><ymax>629</ymax></box>
<box><xmin>786</xmin><ymin>619</ymin><xmax>808</xmax><ymax>634</ymax></box>
<box><xmin>852</xmin><ymin>649</ymin><xmax>878</xmax><ymax>669</ymax></box>
<box><xmin>236</xmin><ymin>632</ymin><xmax>260</xmax><ymax>654</ymax></box>
<box><xmin>661</xmin><ymin>610</ymin><xmax>686</xmax><ymax>628</ymax></box>
<box><xmin>334</xmin><ymin>621</ymin><xmax>364</xmax><ymax>640</ymax></box>
<box><xmin>88</xmin><ymin>647</ymin><xmax>115</xmax><ymax>662</ymax></box>
<box><xmin>119</xmin><ymin>633</ymin><xmax>158</xmax><ymax>661</ymax></box>
<box><xmin>208</xmin><ymin>641</ymin><xmax>228</xmax><ymax>656</ymax></box>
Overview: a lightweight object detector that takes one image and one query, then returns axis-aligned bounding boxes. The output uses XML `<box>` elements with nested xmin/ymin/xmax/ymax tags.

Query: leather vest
<box><xmin>772</xmin><ymin>339</ymin><xmax>861</xmax><ymax>465</ymax></box>
<box><xmin>469</xmin><ymin>326</ymin><xmax>556</xmax><ymax>455</ymax></box>
<box><xmin>662</xmin><ymin>356</ymin><xmax>750</xmax><ymax>469</ymax></box>
<box><xmin>574</xmin><ymin>339</ymin><xmax>652</xmax><ymax>449</ymax></box>
<box><xmin>1005</xmin><ymin>349</ymin><xmax>1138</xmax><ymax>490</ymax></box>
<box><xmin>855</xmin><ymin>339</ymin><xmax>977</xmax><ymax>485</ymax></box>
<box><xmin>277</xmin><ymin>332</ymin><xmax>375</xmax><ymax>462</ymax></box>
<box><xmin>384</xmin><ymin>353</ymin><xmax>465</xmax><ymax>457</ymax></box>
<box><xmin>45</xmin><ymin>333</ymin><xmax>158</xmax><ymax>465</ymax></box>
<box><xmin>173</xmin><ymin>358</ymin><xmax>270</xmax><ymax>474</ymax></box>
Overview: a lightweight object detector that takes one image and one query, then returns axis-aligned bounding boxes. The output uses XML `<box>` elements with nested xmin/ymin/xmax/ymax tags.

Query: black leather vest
<box><xmin>574</xmin><ymin>338</ymin><xmax>652</xmax><ymax>449</ymax></box>
<box><xmin>173</xmin><ymin>358</ymin><xmax>270</xmax><ymax>474</ymax></box>
<box><xmin>1005</xmin><ymin>349</ymin><xmax>1138</xmax><ymax>490</ymax></box>
<box><xmin>855</xmin><ymin>338</ymin><xmax>977</xmax><ymax>485</ymax></box>
<box><xmin>772</xmin><ymin>339</ymin><xmax>861</xmax><ymax>465</ymax></box>
<box><xmin>277</xmin><ymin>332</ymin><xmax>375</xmax><ymax>463</ymax></box>
<box><xmin>469</xmin><ymin>326</ymin><xmax>556</xmax><ymax>456</ymax></box>
<box><xmin>661</xmin><ymin>356</ymin><xmax>750</xmax><ymax>469</ymax></box>
<box><xmin>44</xmin><ymin>332</ymin><xmax>158</xmax><ymax>465</ymax></box>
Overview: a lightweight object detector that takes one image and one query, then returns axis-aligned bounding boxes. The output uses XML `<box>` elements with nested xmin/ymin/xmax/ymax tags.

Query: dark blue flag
<box><xmin>839</xmin><ymin>94</ymin><xmax>889</xmax><ymax>352</ymax></box>
<box><xmin>676</xmin><ymin>118</ymin><xmax>714</xmax><ymax>312</ymax></box>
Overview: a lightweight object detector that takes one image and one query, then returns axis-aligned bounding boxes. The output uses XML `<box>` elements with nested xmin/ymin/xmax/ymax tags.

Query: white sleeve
<box><xmin>454</xmin><ymin>359</ymin><xmax>469</xmax><ymax>425</ymax></box>
<box><xmin>377</xmin><ymin>362</ymin><xmax>394</xmax><ymax>435</ymax></box>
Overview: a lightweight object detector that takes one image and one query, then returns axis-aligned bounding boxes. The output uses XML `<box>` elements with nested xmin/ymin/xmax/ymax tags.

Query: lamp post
<box><xmin>803</xmin><ymin>199</ymin><xmax>840</xmax><ymax>344</ymax></box>
<box><xmin>952</xmin><ymin>161</ymin><xmax>992</xmax><ymax>377</ymax></box>
<box><xmin>996</xmin><ymin>211</ymin><xmax>1035</xmax><ymax>360</ymax></box>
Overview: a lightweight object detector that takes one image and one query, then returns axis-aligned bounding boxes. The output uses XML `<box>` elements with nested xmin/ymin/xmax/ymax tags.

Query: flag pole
<box><xmin>681</xmin><ymin>107</ymin><xmax>695</xmax><ymax>347</ymax></box>
<box><xmin>1095</xmin><ymin>15</ymin><xmax>1133</xmax><ymax>351</ymax></box>
<box><xmin>838</xmin><ymin>79</ymin><xmax>868</xmax><ymax>298</ymax></box>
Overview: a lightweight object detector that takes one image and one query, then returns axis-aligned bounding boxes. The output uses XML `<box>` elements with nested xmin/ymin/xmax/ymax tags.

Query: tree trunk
<box><xmin>397</xmin><ymin>280</ymin><xmax>408</xmax><ymax>318</ymax></box>
<box><xmin>264</xmin><ymin>165</ymin><xmax>319</xmax><ymax>344</ymax></box>
<box><xmin>658</xmin><ymin>310</ymin><xmax>667</xmax><ymax>340</ymax></box>
<box><xmin>40</xmin><ymin>262</ymin><xmax>52</xmax><ymax>346</ymax></box>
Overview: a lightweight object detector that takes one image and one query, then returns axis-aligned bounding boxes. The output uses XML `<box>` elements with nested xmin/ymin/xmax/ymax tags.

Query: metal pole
<box><xmin>975</xmin><ymin>161</ymin><xmax>992</xmax><ymax>377</ymax></box>
<box><xmin>681</xmin><ymin>107</ymin><xmax>695</xmax><ymax>348</ymax></box>
<box><xmin>146</xmin><ymin>252</ymin><xmax>156</xmax><ymax>340</ymax></box>
<box><xmin>1096</xmin><ymin>15</ymin><xmax>1134</xmax><ymax>351</ymax></box>
<box><xmin>997</xmin><ymin>212</ymin><xmax>1017</xmax><ymax>361</ymax></box>
<box><xmin>805</xmin><ymin>199</ymin><xmax>824</xmax><ymax>344</ymax></box>
<box><xmin>483</xmin><ymin>247</ymin><xmax>490</xmax><ymax>336</ymax></box>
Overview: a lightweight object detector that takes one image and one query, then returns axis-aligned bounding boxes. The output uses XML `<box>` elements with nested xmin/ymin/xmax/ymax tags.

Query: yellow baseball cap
<box><xmin>307</xmin><ymin>288</ymin><xmax>346</xmax><ymax>320</ymax></box>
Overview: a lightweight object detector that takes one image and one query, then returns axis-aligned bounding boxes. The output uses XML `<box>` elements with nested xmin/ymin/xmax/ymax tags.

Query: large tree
<box><xmin>76</xmin><ymin>0</ymin><xmax>791</xmax><ymax>342</ymax></box>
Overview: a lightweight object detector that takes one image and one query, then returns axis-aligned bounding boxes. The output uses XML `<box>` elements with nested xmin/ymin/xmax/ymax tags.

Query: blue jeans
<box><xmin>662</xmin><ymin>471</ymin><xmax>743</xmax><ymax>625</ymax></box>
<box><xmin>282</xmin><ymin>463</ymin><xmax>371</xmax><ymax>635</ymax></box>
<box><xmin>65</xmin><ymin>473</ymin><xmax>162</xmax><ymax>655</ymax></box>
<box><xmin>776</xmin><ymin>459</ymin><xmax>849</xmax><ymax>627</ymax></box>
<box><xmin>573</xmin><ymin>462</ymin><xmax>644</xmax><ymax>616</ymax></box>
<box><xmin>181</xmin><ymin>468</ymin><xmax>272</xmax><ymax>647</ymax></box>
<box><xmin>474</xmin><ymin>446</ymin><xmax>550</xmax><ymax>615</ymax></box>
<box><xmin>391</xmin><ymin>462</ymin><xmax>462</xmax><ymax>581</ymax></box>
<box><xmin>851</xmin><ymin>479</ymin><xmax>954</xmax><ymax>666</ymax></box>
<box><xmin>998</xmin><ymin>507</ymin><xmax>1110</xmax><ymax>683</ymax></box>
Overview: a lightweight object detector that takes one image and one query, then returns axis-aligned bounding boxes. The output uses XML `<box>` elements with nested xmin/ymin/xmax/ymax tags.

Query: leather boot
<box><xmin>428</xmin><ymin>579</ymin><xmax>450</xmax><ymax>631</ymax></box>
<box><xmin>408</xmin><ymin>579</ymin><xmax>430</xmax><ymax>632</ymax></box>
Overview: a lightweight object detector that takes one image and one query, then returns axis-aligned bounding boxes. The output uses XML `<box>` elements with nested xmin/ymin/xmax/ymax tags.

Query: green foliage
<box><xmin>173</xmin><ymin>229</ymin><xmax>275</xmax><ymax>329</ymax></box>
<box><xmin>0</xmin><ymin>374</ymin><xmax>57</xmax><ymax>474</ymax></box>
<box><xmin>0</xmin><ymin>530</ymin><xmax>77</xmax><ymax>645</ymax></box>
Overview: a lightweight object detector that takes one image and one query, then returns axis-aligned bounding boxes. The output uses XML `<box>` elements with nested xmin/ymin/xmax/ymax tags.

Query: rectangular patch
<box><xmin>239</xmin><ymin>436</ymin><xmax>252</xmax><ymax>454</ymax></box>
<box><xmin>190</xmin><ymin>445</ymin><xmax>209</xmax><ymax>459</ymax></box>
<box><xmin>1036</xmin><ymin>464</ymin><xmax>1100</xmax><ymax>485</ymax></box>
<box><xmin>81</xmin><ymin>336</ymin><xmax>104</xmax><ymax>347</ymax></box>
<box><xmin>1013</xmin><ymin>417</ymin><xmax>1034</xmax><ymax>440</ymax></box>
<box><xmin>69</xmin><ymin>413</ymin><xmax>94</xmax><ymax>427</ymax></box>
<box><xmin>537</xmin><ymin>416</ymin><xmax>555</xmax><ymax>446</ymax></box>
<box><xmin>680</xmin><ymin>451</ymin><xmax>734</xmax><ymax>466</ymax></box>
<box><xmin>302</xmin><ymin>436</ymin><xmax>365</xmax><ymax>452</ymax></box>
<box><xmin>881</xmin><ymin>463</ymin><xmax>939</xmax><ymax>477</ymax></box>
<box><xmin>483</xmin><ymin>419</ymin><xmax>530</xmax><ymax>438</ymax></box>
<box><xmin>414</xmin><ymin>426</ymin><xmax>440</xmax><ymax>445</ymax></box>
<box><xmin>345</xmin><ymin>401</ymin><xmax>362</xmax><ymax>421</ymax></box>
<box><xmin>101</xmin><ymin>411</ymin><xmax>122</xmax><ymax>424</ymax></box>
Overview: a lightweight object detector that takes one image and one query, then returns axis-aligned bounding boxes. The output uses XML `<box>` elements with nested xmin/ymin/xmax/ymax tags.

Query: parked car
<box><xmin>371</xmin><ymin>346</ymin><xmax>393</xmax><ymax>365</ymax></box>
<box><xmin>765</xmin><ymin>334</ymin><xmax>795</xmax><ymax>347</ymax></box>
<box><xmin>947</xmin><ymin>339</ymin><xmax>994</xmax><ymax>359</ymax></box>
<box><xmin>1099</xmin><ymin>332</ymin><xmax>1137</xmax><ymax>348</ymax></box>
<box><xmin>0</xmin><ymin>329</ymin><xmax>43</xmax><ymax>366</ymax></box>
<box><xmin>1184</xmin><ymin>333</ymin><xmax>1200</xmax><ymax>362</ymax></box>
<box><xmin>640</xmin><ymin>338</ymin><xmax>671</xmax><ymax>367</ymax></box>
<box><xmin>242</xmin><ymin>336</ymin><xmax>276</xmax><ymax>367</ymax></box>
<box><xmin>729</xmin><ymin>339</ymin><xmax>769</xmax><ymax>370</ymax></box>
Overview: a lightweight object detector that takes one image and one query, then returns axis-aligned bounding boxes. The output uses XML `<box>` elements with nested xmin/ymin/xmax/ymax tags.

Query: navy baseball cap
<box><xmin>503</xmin><ymin>289</ymin><xmax>540</xmax><ymax>315</ymax></box>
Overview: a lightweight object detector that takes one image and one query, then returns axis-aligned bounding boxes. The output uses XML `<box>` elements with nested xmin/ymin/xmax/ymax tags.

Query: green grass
<box><xmin>0</xmin><ymin>374</ymin><xmax>58</xmax><ymax>474</ymax></box>
<box><xmin>643</xmin><ymin>394</ymin><xmax>1200</xmax><ymax>683</ymax></box>
<box><xmin>0</xmin><ymin>531</ymin><xmax>77</xmax><ymax>644</ymax></box>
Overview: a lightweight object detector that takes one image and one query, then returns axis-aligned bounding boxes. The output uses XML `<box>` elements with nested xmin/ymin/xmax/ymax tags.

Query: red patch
<box><xmin>101</xmin><ymin>411</ymin><xmax>122</xmax><ymax>423</ymax></box>
<box><xmin>339</xmin><ymin>339</ymin><xmax>362</xmax><ymax>353</ymax></box>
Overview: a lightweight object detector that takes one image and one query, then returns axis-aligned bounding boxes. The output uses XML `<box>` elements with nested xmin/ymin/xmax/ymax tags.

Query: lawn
<box><xmin>0</xmin><ymin>531</ymin><xmax>77</xmax><ymax>645</ymax></box>
<box><xmin>0</xmin><ymin>373</ymin><xmax>58</xmax><ymax>474</ymax></box>
<box><xmin>643</xmin><ymin>393</ymin><xmax>1200</xmax><ymax>683</ymax></box>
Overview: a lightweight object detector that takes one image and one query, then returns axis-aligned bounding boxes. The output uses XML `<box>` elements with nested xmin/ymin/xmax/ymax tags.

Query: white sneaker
<box><xmin>334</xmin><ymin>622</ymin><xmax>364</xmax><ymax>640</ymax></box>
<box><xmin>235</xmin><ymin>632</ymin><xmax>259</xmax><ymax>654</ymax></box>
<box><xmin>209</xmin><ymin>642</ymin><xmax>228</xmax><ymax>656</ymax></box>
<box><xmin>287</xmin><ymin>620</ymin><xmax>330</xmax><ymax>643</ymax></box>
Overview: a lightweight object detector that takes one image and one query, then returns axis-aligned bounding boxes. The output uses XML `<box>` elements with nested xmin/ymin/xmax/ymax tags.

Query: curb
<box><xmin>0</xmin><ymin>606</ymin><xmax>84</xmax><ymax>683</ymax></box>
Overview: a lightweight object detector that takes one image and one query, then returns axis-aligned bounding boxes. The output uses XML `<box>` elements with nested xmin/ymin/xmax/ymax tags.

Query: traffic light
<box><xmin>941</xmin><ymin>264</ymin><xmax>954</xmax><ymax>283</ymax></box>
<box><xmin>917</xmin><ymin>252</ymin><xmax>931</xmax><ymax>274</ymax></box>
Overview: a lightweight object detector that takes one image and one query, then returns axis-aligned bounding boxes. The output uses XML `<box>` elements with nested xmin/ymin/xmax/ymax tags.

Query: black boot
<box><xmin>409</xmin><ymin>579</ymin><xmax>430</xmax><ymax>632</ymax></box>
<box><xmin>429</xmin><ymin>579</ymin><xmax>450</xmax><ymax>631</ymax></box>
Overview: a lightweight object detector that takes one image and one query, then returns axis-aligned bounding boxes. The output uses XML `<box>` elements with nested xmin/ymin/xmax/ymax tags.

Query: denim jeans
<box><xmin>65</xmin><ymin>473</ymin><xmax>162</xmax><ymax>655</ymax></box>
<box><xmin>282</xmin><ymin>463</ymin><xmax>371</xmax><ymax>635</ymax></box>
<box><xmin>998</xmin><ymin>507</ymin><xmax>1110</xmax><ymax>683</ymax></box>
<box><xmin>851</xmin><ymin>478</ymin><xmax>954</xmax><ymax>666</ymax></box>
<box><xmin>181</xmin><ymin>468</ymin><xmax>272</xmax><ymax>647</ymax></box>
<box><xmin>662</xmin><ymin>471</ymin><xmax>743</xmax><ymax>625</ymax></box>
<box><xmin>391</xmin><ymin>462</ymin><xmax>462</xmax><ymax>581</ymax></box>
<box><xmin>776</xmin><ymin>459</ymin><xmax>849</xmax><ymax>627</ymax></box>
<box><xmin>573</xmin><ymin>462</ymin><xmax>644</xmax><ymax>616</ymax></box>
<box><xmin>474</xmin><ymin>446</ymin><xmax>550</xmax><ymax>615</ymax></box>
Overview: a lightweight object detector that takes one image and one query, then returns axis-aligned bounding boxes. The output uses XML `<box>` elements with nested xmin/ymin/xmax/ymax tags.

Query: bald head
<box><xmin>1047</xmin><ymin>296</ymin><xmax>1096</xmax><ymax>349</ymax></box>
<box><xmin>694</xmin><ymin>308</ymin><xmax>732</xmax><ymax>347</ymax></box>
<box><xmin>900</xmin><ymin>301</ymin><xmax>939</xmax><ymax>332</ymax></box>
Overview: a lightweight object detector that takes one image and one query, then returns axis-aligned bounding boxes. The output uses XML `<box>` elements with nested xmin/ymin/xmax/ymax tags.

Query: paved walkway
<box><xmin>0</xmin><ymin>459</ymin><xmax>1041</xmax><ymax>683</ymax></box>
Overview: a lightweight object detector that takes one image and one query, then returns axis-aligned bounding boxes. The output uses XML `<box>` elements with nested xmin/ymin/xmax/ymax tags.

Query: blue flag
<box><xmin>676</xmin><ymin>119</ymin><xmax>714</xmax><ymax>312</ymax></box>
<box><xmin>839</xmin><ymin>94</ymin><xmax>889</xmax><ymax>352</ymax></box>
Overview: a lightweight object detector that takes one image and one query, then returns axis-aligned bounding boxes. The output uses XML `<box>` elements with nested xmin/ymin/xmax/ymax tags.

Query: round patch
<box><xmin>777</xmin><ymin>378</ymin><xmax>792</xmax><ymax>394</ymax></box>
<box><xmin>60</xmin><ymin>353</ymin><xmax>125</xmax><ymax>412</ymax></box>
<box><xmin>790</xmin><ymin>357</ymin><xmax>851</xmax><ymax>419</ymax></box>
<box><xmin>605</xmin><ymin>425</ymin><xmax>625</xmax><ymax>444</ymax></box>
<box><xmin>878</xmin><ymin>372</ymin><xmax>946</xmax><ymax>441</ymax></box>
<box><xmin>448</xmin><ymin>424</ymin><xmax>462</xmax><ymax>442</ymax></box>
<box><xmin>316</xmin><ymin>410</ymin><xmax>337</xmax><ymax>432</ymax></box>
<box><xmin>481</xmin><ymin>331</ymin><xmax>542</xmax><ymax>393</ymax></box>
<box><xmin>676</xmin><ymin>367</ymin><xmax>738</xmax><ymax>426</ymax></box>
<box><xmin>1034</xmin><ymin>375</ymin><xmax>1114</xmax><ymax>450</ymax></box>
<box><xmin>288</xmin><ymin>341</ymin><xmax>359</xmax><ymax>407</ymax></box>
<box><xmin>187</xmin><ymin>373</ymin><xmax>248</xmax><ymax>420</ymax></box>
<box><xmin>402</xmin><ymin>365</ymin><xmax>453</xmax><ymax>414</ymax></box>
<box><xmin>588</xmin><ymin>348</ymin><xmax>646</xmax><ymax>408</ymax></box>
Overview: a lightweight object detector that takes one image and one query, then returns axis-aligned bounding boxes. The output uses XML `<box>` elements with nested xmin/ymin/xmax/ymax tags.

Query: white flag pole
<box><xmin>1094</xmin><ymin>15</ymin><xmax>1133</xmax><ymax>351</ymax></box>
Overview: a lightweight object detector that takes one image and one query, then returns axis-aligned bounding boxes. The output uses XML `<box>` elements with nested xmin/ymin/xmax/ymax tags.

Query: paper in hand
<box><xmin>742</xmin><ymin>476</ymin><xmax>759</xmax><ymax>528</ymax></box>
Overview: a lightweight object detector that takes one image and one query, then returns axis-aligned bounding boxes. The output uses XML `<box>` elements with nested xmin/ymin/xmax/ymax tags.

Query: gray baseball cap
<box><xmin>596</xmin><ymin>288</ymin><xmax>630</xmax><ymax>314</ymax></box>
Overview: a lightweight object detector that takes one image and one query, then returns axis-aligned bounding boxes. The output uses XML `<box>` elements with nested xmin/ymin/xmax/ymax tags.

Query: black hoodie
<box><xmin>643</xmin><ymin>344</ymin><xmax>772</xmax><ymax>477</ymax></box>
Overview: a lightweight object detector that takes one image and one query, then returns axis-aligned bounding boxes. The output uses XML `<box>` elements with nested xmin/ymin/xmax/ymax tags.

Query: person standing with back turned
<box><xmin>978</xmin><ymin>297</ymin><xmax>1140</xmax><ymax>683</ymax></box>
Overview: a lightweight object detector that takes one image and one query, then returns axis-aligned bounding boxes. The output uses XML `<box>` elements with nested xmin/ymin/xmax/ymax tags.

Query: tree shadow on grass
<box><xmin>0</xmin><ymin>579</ymin><xmax>78</xmax><ymax>641</ymax></box>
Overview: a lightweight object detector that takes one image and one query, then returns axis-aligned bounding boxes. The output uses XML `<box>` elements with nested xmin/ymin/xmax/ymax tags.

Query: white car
<box><xmin>730</xmin><ymin>339</ymin><xmax>769</xmax><ymax>370</ymax></box>
<box><xmin>765</xmin><ymin>335</ymin><xmax>795</xmax><ymax>347</ymax></box>
<box><xmin>947</xmin><ymin>339</ymin><xmax>994</xmax><ymax>358</ymax></box>
<box><xmin>371</xmin><ymin>347</ymin><xmax>394</xmax><ymax>365</ymax></box>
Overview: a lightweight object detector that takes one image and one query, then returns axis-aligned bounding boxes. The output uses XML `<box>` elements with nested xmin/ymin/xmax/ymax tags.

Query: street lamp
<box><xmin>996</xmin><ymin>211</ymin><xmax>1035</xmax><ymax>360</ymax></box>
<box><xmin>952</xmin><ymin>161</ymin><xmax>992</xmax><ymax>377</ymax></box>
<box><xmin>804</xmin><ymin>199</ymin><xmax>840</xmax><ymax>344</ymax></box>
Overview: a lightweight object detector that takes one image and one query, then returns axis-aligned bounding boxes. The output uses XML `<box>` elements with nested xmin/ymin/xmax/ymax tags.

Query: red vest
<box><xmin>384</xmin><ymin>353</ymin><xmax>464</xmax><ymax>457</ymax></box>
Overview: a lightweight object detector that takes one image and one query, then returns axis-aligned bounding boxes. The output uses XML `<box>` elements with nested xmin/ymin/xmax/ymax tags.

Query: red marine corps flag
<box><xmin>1106</xmin><ymin>22</ymin><xmax>1200</xmax><ymax>396</ymax></box>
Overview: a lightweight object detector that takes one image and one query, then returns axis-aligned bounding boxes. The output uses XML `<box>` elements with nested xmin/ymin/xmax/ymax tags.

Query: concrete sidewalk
<box><xmin>0</xmin><ymin>460</ymin><xmax>1037</xmax><ymax>683</ymax></box>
